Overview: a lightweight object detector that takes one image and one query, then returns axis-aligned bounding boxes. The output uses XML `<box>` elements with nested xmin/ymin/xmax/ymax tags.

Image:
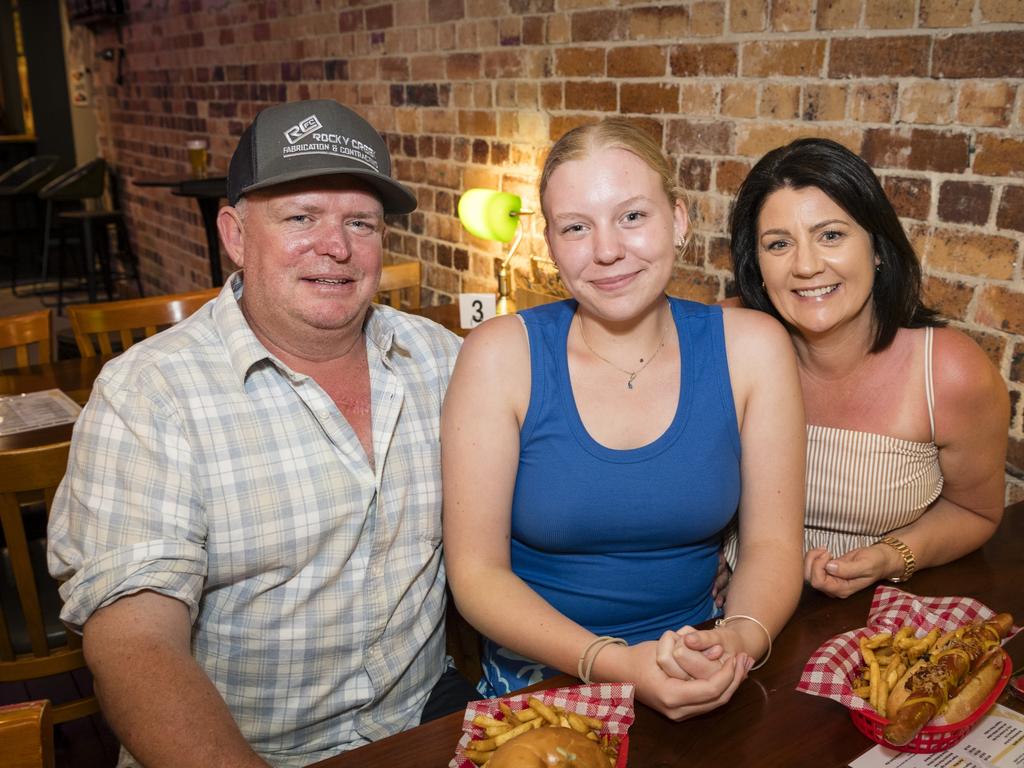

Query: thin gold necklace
<box><xmin>576</xmin><ymin>311</ymin><xmax>669</xmax><ymax>390</ymax></box>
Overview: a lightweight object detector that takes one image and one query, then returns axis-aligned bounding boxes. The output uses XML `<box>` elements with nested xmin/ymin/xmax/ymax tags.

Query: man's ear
<box><xmin>218</xmin><ymin>206</ymin><xmax>246</xmax><ymax>268</ymax></box>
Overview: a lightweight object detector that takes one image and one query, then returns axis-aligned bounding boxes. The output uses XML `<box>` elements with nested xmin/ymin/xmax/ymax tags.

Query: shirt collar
<box><xmin>215</xmin><ymin>271</ymin><xmax>399</xmax><ymax>387</ymax></box>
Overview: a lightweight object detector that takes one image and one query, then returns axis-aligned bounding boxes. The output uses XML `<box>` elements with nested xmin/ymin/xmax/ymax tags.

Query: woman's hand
<box><xmin>804</xmin><ymin>546</ymin><xmax>895</xmax><ymax>598</ymax></box>
<box><xmin>624</xmin><ymin>636</ymin><xmax>749</xmax><ymax>721</ymax></box>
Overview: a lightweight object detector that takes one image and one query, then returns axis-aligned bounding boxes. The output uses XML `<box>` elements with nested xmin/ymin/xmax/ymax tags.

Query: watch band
<box><xmin>878</xmin><ymin>535</ymin><xmax>917</xmax><ymax>583</ymax></box>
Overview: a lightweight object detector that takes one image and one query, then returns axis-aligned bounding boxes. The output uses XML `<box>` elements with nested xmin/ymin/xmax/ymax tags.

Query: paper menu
<box><xmin>849</xmin><ymin>705</ymin><xmax>1024</xmax><ymax>767</ymax></box>
<box><xmin>0</xmin><ymin>389</ymin><xmax>81</xmax><ymax>436</ymax></box>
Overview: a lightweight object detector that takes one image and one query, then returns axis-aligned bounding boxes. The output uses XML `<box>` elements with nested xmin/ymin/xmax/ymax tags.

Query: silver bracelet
<box><xmin>714</xmin><ymin>614</ymin><xmax>772</xmax><ymax>671</ymax></box>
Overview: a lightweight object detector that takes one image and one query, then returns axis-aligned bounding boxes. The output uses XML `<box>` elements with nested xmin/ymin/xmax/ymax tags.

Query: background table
<box><xmin>313</xmin><ymin>503</ymin><xmax>1024</xmax><ymax>768</ymax></box>
<box><xmin>133</xmin><ymin>176</ymin><xmax>227</xmax><ymax>286</ymax></box>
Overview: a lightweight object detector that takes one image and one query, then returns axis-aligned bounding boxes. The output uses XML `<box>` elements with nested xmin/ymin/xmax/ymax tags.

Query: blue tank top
<box><xmin>479</xmin><ymin>298</ymin><xmax>741</xmax><ymax>696</ymax></box>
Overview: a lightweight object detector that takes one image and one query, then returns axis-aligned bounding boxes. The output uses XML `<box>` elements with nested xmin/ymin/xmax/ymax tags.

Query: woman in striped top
<box><xmin>728</xmin><ymin>138</ymin><xmax>1009</xmax><ymax>598</ymax></box>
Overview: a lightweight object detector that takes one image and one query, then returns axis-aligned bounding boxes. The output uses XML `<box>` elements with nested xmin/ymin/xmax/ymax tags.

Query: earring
<box><xmin>875</xmin><ymin>262</ymin><xmax>882</xmax><ymax>272</ymax></box>
<box><xmin>761</xmin><ymin>281</ymin><xmax>766</xmax><ymax>289</ymax></box>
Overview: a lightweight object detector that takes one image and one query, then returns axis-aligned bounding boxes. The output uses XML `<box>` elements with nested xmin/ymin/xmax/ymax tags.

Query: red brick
<box><xmin>670</xmin><ymin>43</ymin><xmax>737</xmax><ymax>77</ymax></box>
<box><xmin>772</xmin><ymin>0</ymin><xmax>814</xmax><ymax>30</ymax></box>
<box><xmin>555</xmin><ymin>48</ymin><xmax>605</xmax><ymax>77</ymax></box>
<box><xmin>541</xmin><ymin>82</ymin><xmax>563</xmax><ymax>110</ymax></box>
<box><xmin>621</xmin><ymin>83</ymin><xmax>680</xmax><ymax>114</ymax></box>
<box><xmin>565</xmin><ymin>81</ymin><xmax>617</xmax><ymax>111</ymax></box>
<box><xmin>429</xmin><ymin>0</ymin><xmax>464</xmax><ymax>22</ymax></box>
<box><xmin>571</xmin><ymin>9</ymin><xmax>628</xmax><ymax>42</ymax></box>
<box><xmin>721</xmin><ymin>83</ymin><xmax>758</xmax><ymax>118</ymax></box>
<box><xmin>446</xmin><ymin>53</ymin><xmax>481</xmax><ymax>79</ymax></box>
<box><xmin>850</xmin><ymin>83</ymin><xmax>897</xmax><ymax>123</ymax></box>
<box><xmin>922</xmin><ymin>275</ymin><xmax>974</xmax><ymax>321</ymax></box>
<box><xmin>677</xmin><ymin>157</ymin><xmax>712</xmax><ymax>193</ymax></box>
<box><xmin>802</xmin><ymin>84</ymin><xmax>847</xmax><ymax>121</ymax></box>
<box><xmin>458</xmin><ymin>110</ymin><xmax>497</xmax><ymax>137</ymax></box>
<box><xmin>549</xmin><ymin>115</ymin><xmax>597</xmax><ymax>143</ymax></box>
<box><xmin>707</xmin><ymin>235</ymin><xmax>732</xmax><ymax>271</ymax></box>
<box><xmin>366</xmin><ymin>4</ymin><xmax>394</xmax><ymax>29</ymax></box>
<box><xmin>937</xmin><ymin>181</ymin><xmax>993</xmax><ymax>226</ymax></box>
<box><xmin>666</xmin><ymin>119</ymin><xmax>734</xmax><ymax>156</ymax></box>
<box><xmin>980</xmin><ymin>0</ymin><xmax>1024</xmax><ymax>22</ymax></box>
<box><xmin>881</xmin><ymin>175</ymin><xmax>931</xmax><ymax>220</ymax></box>
<box><xmin>690</xmin><ymin>2</ymin><xmax>725</xmax><ymax>35</ymax></box>
<box><xmin>630</xmin><ymin>5</ymin><xmax>690</xmax><ymax>38</ymax></box>
<box><xmin>957</xmin><ymin>82</ymin><xmax>1014</xmax><ymax>128</ymax></box>
<box><xmin>934</xmin><ymin>32</ymin><xmax>1024</xmax><ymax>78</ymax></box>
<box><xmin>1012</xmin><ymin>341</ymin><xmax>1024</xmax><ymax>382</ymax></box>
<box><xmin>920</xmin><ymin>0</ymin><xmax>975</xmax><ymax>27</ymax></box>
<box><xmin>522</xmin><ymin>15</ymin><xmax>545</xmax><ymax>45</ymax></box>
<box><xmin>741</xmin><ymin>40</ymin><xmax>825</xmax><ymax>77</ymax></box>
<box><xmin>862</xmin><ymin>127</ymin><xmax>970</xmax><ymax>173</ymax></box>
<box><xmin>867</xmin><ymin>0</ymin><xmax>916</xmax><ymax>27</ymax></box>
<box><xmin>760</xmin><ymin>84</ymin><xmax>801</xmax><ymax>119</ymax></box>
<box><xmin>927</xmin><ymin>229</ymin><xmax>1017</xmax><ymax>280</ymax></box>
<box><xmin>974</xmin><ymin>135</ymin><xmax>1024</xmax><ymax>178</ymax></box>
<box><xmin>608</xmin><ymin>46</ymin><xmax>667</xmax><ymax>78</ymax></box>
<box><xmin>816</xmin><ymin>0</ymin><xmax>862</xmax><ymax>28</ymax></box>
<box><xmin>830</xmin><ymin>36</ymin><xmax>930</xmax><ymax>78</ymax></box>
<box><xmin>976</xmin><ymin>286</ymin><xmax>1024</xmax><ymax>335</ymax></box>
<box><xmin>729</xmin><ymin>0</ymin><xmax>766</xmax><ymax>31</ymax></box>
<box><xmin>716</xmin><ymin>159</ymin><xmax>752</xmax><ymax>195</ymax></box>
<box><xmin>899</xmin><ymin>81</ymin><xmax>954</xmax><ymax>125</ymax></box>
<box><xmin>483</xmin><ymin>50</ymin><xmax>527</xmax><ymax>78</ymax></box>
<box><xmin>680</xmin><ymin>83</ymin><xmax>718</xmax><ymax>117</ymax></box>
<box><xmin>997</xmin><ymin>186</ymin><xmax>1024</xmax><ymax>233</ymax></box>
<box><xmin>961</xmin><ymin>329</ymin><xmax>1006</xmax><ymax>373</ymax></box>
<box><xmin>736</xmin><ymin>124</ymin><xmax>860</xmax><ymax>159</ymax></box>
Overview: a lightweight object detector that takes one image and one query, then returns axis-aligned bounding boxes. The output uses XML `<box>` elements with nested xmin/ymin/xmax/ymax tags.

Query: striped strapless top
<box><xmin>803</xmin><ymin>326</ymin><xmax>943</xmax><ymax>555</ymax></box>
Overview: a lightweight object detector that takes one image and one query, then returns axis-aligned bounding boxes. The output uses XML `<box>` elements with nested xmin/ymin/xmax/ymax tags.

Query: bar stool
<box><xmin>0</xmin><ymin>156</ymin><xmax>61</xmax><ymax>295</ymax></box>
<box><xmin>37</xmin><ymin>159</ymin><xmax>142</xmax><ymax>312</ymax></box>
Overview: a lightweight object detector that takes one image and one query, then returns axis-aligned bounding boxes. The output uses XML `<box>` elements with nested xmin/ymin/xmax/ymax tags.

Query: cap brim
<box><xmin>238</xmin><ymin>168</ymin><xmax>417</xmax><ymax>214</ymax></box>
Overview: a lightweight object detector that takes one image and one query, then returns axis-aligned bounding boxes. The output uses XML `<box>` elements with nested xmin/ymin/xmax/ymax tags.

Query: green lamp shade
<box><xmin>458</xmin><ymin>188</ymin><xmax>522</xmax><ymax>244</ymax></box>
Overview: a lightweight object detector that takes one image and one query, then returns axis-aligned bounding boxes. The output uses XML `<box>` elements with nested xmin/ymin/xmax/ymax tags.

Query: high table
<box><xmin>313</xmin><ymin>503</ymin><xmax>1024</xmax><ymax>768</ymax></box>
<box><xmin>133</xmin><ymin>176</ymin><xmax>228</xmax><ymax>286</ymax></box>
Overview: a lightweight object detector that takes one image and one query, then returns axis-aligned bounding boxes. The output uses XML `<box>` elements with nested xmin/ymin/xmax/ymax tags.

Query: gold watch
<box><xmin>877</xmin><ymin>535</ymin><xmax>917</xmax><ymax>583</ymax></box>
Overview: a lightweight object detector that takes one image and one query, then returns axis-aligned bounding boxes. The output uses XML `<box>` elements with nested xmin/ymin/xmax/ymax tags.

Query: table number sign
<box><xmin>458</xmin><ymin>293</ymin><xmax>496</xmax><ymax>329</ymax></box>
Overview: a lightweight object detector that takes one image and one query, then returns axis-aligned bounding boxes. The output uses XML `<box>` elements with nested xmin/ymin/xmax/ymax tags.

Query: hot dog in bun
<box><xmin>883</xmin><ymin>613</ymin><xmax>1013</xmax><ymax>746</ymax></box>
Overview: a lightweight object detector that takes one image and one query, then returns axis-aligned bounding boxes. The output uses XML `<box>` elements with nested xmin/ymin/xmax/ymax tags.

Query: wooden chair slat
<box><xmin>68</xmin><ymin>287</ymin><xmax>220</xmax><ymax>358</ymax></box>
<box><xmin>0</xmin><ymin>699</ymin><xmax>54</xmax><ymax>768</ymax></box>
<box><xmin>377</xmin><ymin>261</ymin><xmax>422</xmax><ymax>309</ymax></box>
<box><xmin>0</xmin><ymin>494</ymin><xmax>50</xmax><ymax>658</ymax></box>
<box><xmin>0</xmin><ymin>310</ymin><xmax>52</xmax><ymax>371</ymax></box>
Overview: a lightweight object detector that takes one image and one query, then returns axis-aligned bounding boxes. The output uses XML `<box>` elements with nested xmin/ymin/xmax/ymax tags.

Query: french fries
<box><xmin>852</xmin><ymin>626</ymin><xmax>943</xmax><ymax>718</ymax></box>
<box><xmin>466</xmin><ymin>696</ymin><xmax>620</xmax><ymax>766</ymax></box>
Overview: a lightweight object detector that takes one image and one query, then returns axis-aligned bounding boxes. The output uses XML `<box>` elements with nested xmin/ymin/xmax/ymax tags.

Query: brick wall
<box><xmin>82</xmin><ymin>0</ymin><xmax>1024</xmax><ymax>497</ymax></box>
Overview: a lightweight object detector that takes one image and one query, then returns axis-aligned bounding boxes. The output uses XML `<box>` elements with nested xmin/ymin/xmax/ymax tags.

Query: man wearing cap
<box><xmin>49</xmin><ymin>100</ymin><xmax>474</xmax><ymax>767</ymax></box>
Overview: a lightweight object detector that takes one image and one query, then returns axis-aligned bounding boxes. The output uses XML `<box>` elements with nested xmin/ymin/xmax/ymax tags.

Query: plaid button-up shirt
<box><xmin>48</xmin><ymin>274</ymin><xmax>461</xmax><ymax>766</ymax></box>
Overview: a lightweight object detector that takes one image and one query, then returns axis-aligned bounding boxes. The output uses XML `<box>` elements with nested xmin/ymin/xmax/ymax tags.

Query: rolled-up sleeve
<box><xmin>48</xmin><ymin>371</ymin><xmax>208</xmax><ymax>630</ymax></box>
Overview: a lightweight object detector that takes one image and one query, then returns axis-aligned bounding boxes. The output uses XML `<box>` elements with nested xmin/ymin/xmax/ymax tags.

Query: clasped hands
<box><xmin>804</xmin><ymin>544</ymin><xmax>898</xmax><ymax>598</ymax></box>
<box><xmin>629</xmin><ymin>625</ymin><xmax>753</xmax><ymax>721</ymax></box>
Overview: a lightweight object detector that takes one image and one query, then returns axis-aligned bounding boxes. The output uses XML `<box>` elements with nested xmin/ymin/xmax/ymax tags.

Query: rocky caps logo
<box><xmin>283</xmin><ymin>115</ymin><xmax>323</xmax><ymax>145</ymax></box>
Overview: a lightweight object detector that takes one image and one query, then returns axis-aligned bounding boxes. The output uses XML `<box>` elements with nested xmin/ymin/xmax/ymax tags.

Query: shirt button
<box><xmin>319</xmin><ymin>411</ymin><xmax>329</xmax><ymax>420</ymax></box>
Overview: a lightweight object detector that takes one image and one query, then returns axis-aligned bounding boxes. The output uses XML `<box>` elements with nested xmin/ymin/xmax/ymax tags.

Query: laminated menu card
<box><xmin>0</xmin><ymin>389</ymin><xmax>82</xmax><ymax>436</ymax></box>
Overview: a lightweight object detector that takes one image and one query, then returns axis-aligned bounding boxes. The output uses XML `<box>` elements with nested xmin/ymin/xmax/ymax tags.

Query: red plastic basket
<box><xmin>850</xmin><ymin>652</ymin><xmax>1012</xmax><ymax>753</ymax></box>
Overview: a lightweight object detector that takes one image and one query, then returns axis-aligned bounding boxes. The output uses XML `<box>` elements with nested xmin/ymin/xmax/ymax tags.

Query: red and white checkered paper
<box><xmin>796</xmin><ymin>585</ymin><xmax>1019</xmax><ymax>713</ymax></box>
<box><xmin>448</xmin><ymin>683</ymin><xmax>635</xmax><ymax>768</ymax></box>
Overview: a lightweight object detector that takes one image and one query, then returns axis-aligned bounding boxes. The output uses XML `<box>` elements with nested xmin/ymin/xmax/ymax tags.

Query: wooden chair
<box><xmin>67</xmin><ymin>287</ymin><xmax>220</xmax><ymax>357</ymax></box>
<box><xmin>0</xmin><ymin>441</ymin><xmax>98</xmax><ymax>725</ymax></box>
<box><xmin>378</xmin><ymin>261</ymin><xmax>421</xmax><ymax>309</ymax></box>
<box><xmin>0</xmin><ymin>699</ymin><xmax>55</xmax><ymax>768</ymax></box>
<box><xmin>0</xmin><ymin>309</ymin><xmax>52</xmax><ymax>370</ymax></box>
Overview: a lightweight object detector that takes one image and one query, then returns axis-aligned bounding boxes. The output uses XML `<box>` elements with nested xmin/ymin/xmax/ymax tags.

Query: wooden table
<box><xmin>313</xmin><ymin>502</ymin><xmax>1024</xmax><ymax>768</ymax></box>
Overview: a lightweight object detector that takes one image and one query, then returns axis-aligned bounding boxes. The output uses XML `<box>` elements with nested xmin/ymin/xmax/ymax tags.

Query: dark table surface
<box><xmin>314</xmin><ymin>502</ymin><xmax>1024</xmax><ymax>768</ymax></box>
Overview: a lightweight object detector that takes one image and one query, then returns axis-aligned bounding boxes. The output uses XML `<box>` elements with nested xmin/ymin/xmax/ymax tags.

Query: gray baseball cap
<box><xmin>227</xmin><ymin>99</ymin><xmax>416</xmax><ymax>214</ymax></box>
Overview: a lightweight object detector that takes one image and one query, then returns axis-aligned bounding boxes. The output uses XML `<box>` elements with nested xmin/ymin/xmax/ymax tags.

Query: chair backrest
<box><xmin>0</xmin><ymin>310</ymin><xmax>52</xmax><ymax>370</ymax></box>
<box><xmin>37</xmin><ymin>158</ymin><xmax>107</xmax><ymax>203</ymax></box>
<box><xmin>0</xmin><ymin>441</ymin><xmax>97</xmax><ymax>725</ymax></box>
<box><xmin>67</xmin><ymin>287</ymin><xmax>221</xmax><ymax>358</ymax></box>
<box><xmin>378</xmin><ymin>260</ymin><xmax>421</xmax><ymax>309</ymax></box>
<box><xmin>0</xmin><ymin>156</ymin><xmax>61</xmax><ymax>195</ymax></box>
<box><xmin>0</xmin><ymin>700</ymin><xmax>54</xmax><ymax>768</ymax></box>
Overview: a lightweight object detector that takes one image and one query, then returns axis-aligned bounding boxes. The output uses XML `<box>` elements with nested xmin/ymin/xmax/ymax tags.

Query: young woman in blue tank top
<box><xmin>442</xmin><ymin>119</ymin><xmax>807</xmax><ymax>721</ymax></box>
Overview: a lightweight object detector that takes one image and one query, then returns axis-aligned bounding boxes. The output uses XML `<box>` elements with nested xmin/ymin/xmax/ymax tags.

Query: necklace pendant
<box><xmin>627</xmin><ymin>373</ymin><xmax>636</xmax><ymax>390</ymax></box>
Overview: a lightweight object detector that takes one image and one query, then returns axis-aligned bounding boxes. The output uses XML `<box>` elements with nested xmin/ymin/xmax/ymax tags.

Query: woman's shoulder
<box><xmin>928</xmin><ymin>325</ymin><xmax>1008</xmax><ymax>409</ymax></box>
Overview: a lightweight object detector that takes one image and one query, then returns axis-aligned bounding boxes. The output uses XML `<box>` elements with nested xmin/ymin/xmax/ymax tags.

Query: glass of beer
<box><xmin>187</xmin><ymin>139</ymin><xmax>208</xmax><ymax>179</ymax></box>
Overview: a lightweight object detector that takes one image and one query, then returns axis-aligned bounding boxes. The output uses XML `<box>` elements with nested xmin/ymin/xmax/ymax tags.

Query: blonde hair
<box><xmin>539</xmin><ymin>118</ymin><xmax>686</xmax><ymax>217</ymax></box>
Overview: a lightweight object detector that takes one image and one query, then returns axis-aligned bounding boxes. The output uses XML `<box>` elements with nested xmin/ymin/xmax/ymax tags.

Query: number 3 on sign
<box><xmin>458</xmin><ymin>293</ymin><xmax>496</xmax><ymax>329</ymax></box>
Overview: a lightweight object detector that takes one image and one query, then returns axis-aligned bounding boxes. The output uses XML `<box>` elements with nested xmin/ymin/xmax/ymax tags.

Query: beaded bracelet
<box><xmin>577</xmin><ymin>635</ymin><xmax>627</xmax><ymax>684</ymax></box>
<box><xmin>714</xmin><ymin>614</ymin><xmax>772</xmax><ymax>671</ymax></box>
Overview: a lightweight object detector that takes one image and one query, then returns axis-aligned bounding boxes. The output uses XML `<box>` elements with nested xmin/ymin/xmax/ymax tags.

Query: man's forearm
<box><xmin>84</xmin><ymin>592</ymin><xmax>269</xmax><ymax>768</ymax></box>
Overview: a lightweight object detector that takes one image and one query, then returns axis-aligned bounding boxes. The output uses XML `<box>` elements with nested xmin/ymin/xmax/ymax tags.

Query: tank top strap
<box><xmin>924</xmin><ymin>326</ymin><xmax>936</xmax><ymax>442</ymax></box>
